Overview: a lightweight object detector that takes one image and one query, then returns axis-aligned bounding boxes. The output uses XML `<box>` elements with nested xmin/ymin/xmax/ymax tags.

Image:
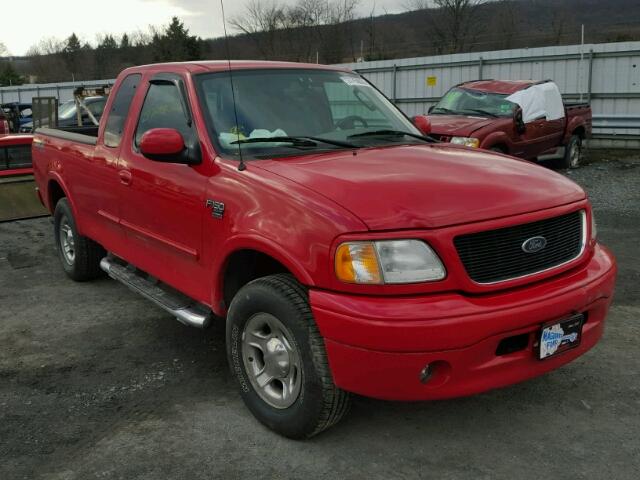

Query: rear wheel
<box><xmin>226</xmin><ymin>274</ymin><xmax>350</xmax><ymax>439</ymax></box>
<box><xmin>53</xmin><ymin>198</ymin><xmax>105</xmax><ymax>281</ymax></box>
<box><xmin>560</xmin><ymin>135</ymin><xmax>583</xmax><ymax>169</ymax></box>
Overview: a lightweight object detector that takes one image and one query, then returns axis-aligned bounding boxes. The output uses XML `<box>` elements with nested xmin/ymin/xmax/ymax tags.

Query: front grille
<box><xmin>454</xmin><ymin>210</ymin><xmax>585</xmax><ymax>284</ymax></box>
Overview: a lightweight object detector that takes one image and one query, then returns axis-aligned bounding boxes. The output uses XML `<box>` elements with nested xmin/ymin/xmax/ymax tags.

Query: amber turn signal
<box><xmin>335</xmin><ymin>242</ymin><xmax>383</xmax><ymax>284</ymax></box>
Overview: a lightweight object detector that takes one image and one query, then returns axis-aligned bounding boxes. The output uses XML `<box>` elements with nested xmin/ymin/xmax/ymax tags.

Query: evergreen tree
<box><xmin>95</xmin><ymin>35</ymin><xmax>119</xmax><ymax>78</ymax></box>
<box><xmin>120</xmin><ymin>33</ymin><xmax>130</xmax><ymax>50</ymax></box>
<box><xmin>152</xmin><ymin>17</ymin><xmax>201</xmax><ymax>62</ymax></box>
<box><xmin>0</xmin><ymin>62</ymin><xmax>23</xmax><ymax>86</ymax></box>
<box><xmin>63</xmin><ymin>33</ymin><xmax>82</xmax><ymax>78</ymax></box>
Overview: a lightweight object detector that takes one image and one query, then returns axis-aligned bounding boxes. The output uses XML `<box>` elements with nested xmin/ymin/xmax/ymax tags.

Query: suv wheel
<box><xmin>226</xmin><ymin>274</ymin><xmax>350</xmax><ymax>439</ymax></box>
<box><xmin>561</xmin><ymin>135</ymin><xmax>583</xmax><ymax>169</ymax></box>
<box><xmin>53</xmin><ymin>198</ymin><xmax>105</xmax><ymax>281</ymax></box>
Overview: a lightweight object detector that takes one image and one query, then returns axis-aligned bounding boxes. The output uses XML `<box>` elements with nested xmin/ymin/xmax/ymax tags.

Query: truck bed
<box><xmin>36</xmin><ymin>126</ymin><xmax>99</xmax><ymax>145</ymax></box>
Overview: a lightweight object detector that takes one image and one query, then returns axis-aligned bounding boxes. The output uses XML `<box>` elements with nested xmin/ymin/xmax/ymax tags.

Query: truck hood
<box><xmin>256</xmin><ymin>144</ymin><xmax>585</xmax><ymax>230</ymax></box>
<box><xmin>427</xmin><ymin>114</ymin><xmax>494</xmax><ymax>137</ymax></box>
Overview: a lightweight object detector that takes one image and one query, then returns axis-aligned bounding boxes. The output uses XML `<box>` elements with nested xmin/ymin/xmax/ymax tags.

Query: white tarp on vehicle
<box><xmin>506</xmin><ymin>82</ymin><xmax>565</xmax><ymax>123</ymax></box>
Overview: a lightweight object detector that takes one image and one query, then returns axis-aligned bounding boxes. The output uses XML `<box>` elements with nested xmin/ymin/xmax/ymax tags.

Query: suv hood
<box><xmin>427</xmin><ymin>114</ymin><xmax>494</xmax><ymax>137</ymax></box>
<box><xmin>256</xmin><ymin>144</ymin><xmax>585</xmax><ymax>230</ymax></box>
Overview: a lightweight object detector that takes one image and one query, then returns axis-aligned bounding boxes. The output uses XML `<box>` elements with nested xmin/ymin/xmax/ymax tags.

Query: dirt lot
<box><xmin>1</xmin><ymin>154</ymin><xmax>639</xmax><ymax>480</ymax></box>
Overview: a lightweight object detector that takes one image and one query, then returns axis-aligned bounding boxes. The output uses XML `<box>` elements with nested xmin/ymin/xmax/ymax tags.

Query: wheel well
<box><xmin>222</xmin><ymin>250</ymin><xmax>290</xmax><ymax>308</ymax></box>
<box><xmin>573</xmin><ymin>126</ymin><xmax>586</xmax><ymax>139</ymax></box>
<box><xmin>48</xmin><ymin>180</ymin><xmax>65</xmax><ymax>212</ymax></box>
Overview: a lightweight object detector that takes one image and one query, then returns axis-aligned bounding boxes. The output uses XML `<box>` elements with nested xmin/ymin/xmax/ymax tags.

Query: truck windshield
<box><xmin>431</xmin><ymin>87</ymin><xmax>517</xmax><ymax>118</ymax></box>
<box><xmin>194</xmin><ymin>69</ymin><xmax>425</xmax><ymax>159</ymax></box>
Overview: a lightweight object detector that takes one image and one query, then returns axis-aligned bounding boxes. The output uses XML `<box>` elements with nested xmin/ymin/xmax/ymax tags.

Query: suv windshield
<box><xmin>58</xmin><ymin>101</ymin><xmax>77</xmax><ymax>120</ymax></box>
<box><xmin>431</xmin><ymin>87</ymin><xmax>517</xmax><ymax>118</ymax></box>
<box><xmin>195</xmin><ymin>69</ymin><xmax>426</xmax><ymax>159</ymax></box>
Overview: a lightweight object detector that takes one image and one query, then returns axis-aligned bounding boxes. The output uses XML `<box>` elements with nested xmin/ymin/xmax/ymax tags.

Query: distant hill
<box><xmin>203</xmin><ymin>0</ymin><xmax>640</xmax><ymax>62</ymax></box>
<box><xmin>5</xmin><ymin>0</ymin><xmax>640</xmax><ymax>84</ymax></box>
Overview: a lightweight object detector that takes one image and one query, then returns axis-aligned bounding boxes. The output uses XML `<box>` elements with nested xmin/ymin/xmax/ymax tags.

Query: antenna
<box><xmin>220</xmin><ymin>0</ymin><xmax>246</xmax><ymax>171</ymax></box>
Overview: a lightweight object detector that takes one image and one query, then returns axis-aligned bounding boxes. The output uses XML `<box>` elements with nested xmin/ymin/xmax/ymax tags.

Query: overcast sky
<box><xmin>2</xmin><ymin>0</ymin><xmax>405</xmax><ymax>56</ymax></box>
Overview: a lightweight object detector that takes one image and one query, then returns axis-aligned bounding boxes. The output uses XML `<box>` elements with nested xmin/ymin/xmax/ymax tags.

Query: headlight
<box><xmin>450</xmin><ymin>137</ymin><xmax>480</xmax><ymax>148</ymax></box>
<box><xmin>335</xmin><ymin>240</ymin><xmax>446</xmax><ymax>284</ymax></box>
<box><xmin>591</xmin><ymin>211</ymin><xmax>597</xmax><ymax>240</ymax></box>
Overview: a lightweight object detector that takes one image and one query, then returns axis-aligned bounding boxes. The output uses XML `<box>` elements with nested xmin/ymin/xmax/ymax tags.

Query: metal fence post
<box><xmin>0</xmin><ymin>89</ymin><xmax>3</xmax><ymax>103</ymax></box>
<box><xmin>392</xmin><ymin>64</ymin><xmax>398</xmax><ymax>103</ymax></box>
<box><xmin>587</xmin><ymin>49</ymin><xmax>594</xmax><ymax>104</ymax></box>
<box><xmin>56</xmin><ymin>85</ymin><xmax>60</xmax><ymax>101</ymax></box>
<box><xmin>17</xmin><ymin>88</ymin><xmax>21</xmax><ymax>102</ymax></box>
<box><xmin>478</xmin><ymin>57</ymin><xmax>484</xmax><ymax>80</ymax></box>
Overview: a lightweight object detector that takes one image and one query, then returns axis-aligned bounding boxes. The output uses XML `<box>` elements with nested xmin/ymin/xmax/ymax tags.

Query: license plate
<box><xmin>538</xmin><ymin>313</ymin><xmax>584</xmax><ymax>360</ymax></box>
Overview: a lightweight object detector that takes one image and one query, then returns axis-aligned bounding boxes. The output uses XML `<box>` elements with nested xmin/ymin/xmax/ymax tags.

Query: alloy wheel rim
<box><xmin>59</xmin><ymin>216</ymin><xmax>75</xmax><ymax>265</ymax></box>
<box><xmin>241</xmin><ymin>312</ymin><xmax>302</xmax><ymax>409</ymax></box>
<box><xmin>570</xmin><ymin>140</ymin><xmax>581</xmax><ymax>167</ymax></box>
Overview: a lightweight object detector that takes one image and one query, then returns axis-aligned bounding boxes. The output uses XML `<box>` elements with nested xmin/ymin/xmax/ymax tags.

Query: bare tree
<box><xmin>402</xmin><ymin>0</ymin><xmax>432</xmax><ymax>11</ymax></box>
<box><xmin>493</xmin><ymin>0</ymin><xmax>518</xmax><ymax>49</ymax></box>
<box><xmin>551</xmin><ymin>5</ymin><xmax>570</xmax><ymax>45</ymax></box>
<box><xmin>25</xmin><ymin>38</ymin><xmax>68</xmax><ymax>82</ymax></box>
<box><xmin>429</xmin><ymin>0</ymin><xmax>486</xmax><ymax>53</ymax></box>
<box><xmin>230</xmin><ymin>0</ymin><xmax>359</xmax><ymax>62</ymax></box>
<box><xmin>230</xmin><ymin>0</ymin><xmax>287</xmax><ymax>59</ymax></box>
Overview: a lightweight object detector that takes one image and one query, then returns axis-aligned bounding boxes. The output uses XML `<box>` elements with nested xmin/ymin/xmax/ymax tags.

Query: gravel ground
<box><xmin>1</xmin><ymin>153</ymin><xmax>639</xmax><ymax>480</ymax></box>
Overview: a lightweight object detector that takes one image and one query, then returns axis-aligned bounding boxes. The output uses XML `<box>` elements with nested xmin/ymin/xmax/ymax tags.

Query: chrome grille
<box><xmin>454</xmin><ymin>210</ymin><xmax>585</xmax><ymax>284</ymax></box>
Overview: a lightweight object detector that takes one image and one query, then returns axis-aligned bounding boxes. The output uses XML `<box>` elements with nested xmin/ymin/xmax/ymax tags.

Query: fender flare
<box><xmin>211</xmin><ymin>233</ymin><xmax>316</xmax><ymax>312</ymax></box>
<box><xmin>563</xmin><ymin>118</ymin><xmax>587</xmax><ymax>144</ymax></box>
<box><xmin>480</xmin><ymin>131</ymin><xmax>511</xmax><ymax>152</ymax></box>
<box><xmin>46</xmin><ymin>172</ymin><xmax>83</xmax><ymax>233</ymax></box>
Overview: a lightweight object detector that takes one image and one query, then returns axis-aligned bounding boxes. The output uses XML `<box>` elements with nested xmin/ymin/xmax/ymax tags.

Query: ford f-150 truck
<box><xmin>32</xmin><ymin>62</ymin><xmax>616</xmax><ymax>439</ymax></box>
<box><xmin>426</xmin><ymin>80</ymin><xmax>592</xmax><ymax>168</ymax></box>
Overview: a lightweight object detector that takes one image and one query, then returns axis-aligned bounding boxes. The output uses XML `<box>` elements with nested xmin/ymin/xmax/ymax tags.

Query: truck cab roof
<box><xmin>459</xmin><ymin>80</ymin><xmax>536</xmax><ymax>95</ymax></box>
<box><xmin>123</xmin><ymin>60</ymin><xmax>352</xmax><ymax>76</ymax></box>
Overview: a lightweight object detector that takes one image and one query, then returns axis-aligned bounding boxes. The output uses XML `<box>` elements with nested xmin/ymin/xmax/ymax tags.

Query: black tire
<box><xmin>560</xmin><ymin>134</ymin><xmax>583</xmax><ymax>169</ymax></box>
<box><xmin>226</xmin><ymin>274</ymin><xmax>351</xmax><ymax>439</ymax></box>
<box><xmin>53</xmin><ymin>198</ymin><xmax>105</xmax><ymax>281</ymax></box>
<box><xmin>490</xmin><ymin>146</ymin><xmax>505</xmax><ymax>154</ymax></box>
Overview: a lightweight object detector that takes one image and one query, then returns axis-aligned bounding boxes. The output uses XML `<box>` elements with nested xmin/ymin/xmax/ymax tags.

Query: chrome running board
<box><xmin>100</xmin><ymin>256</ymin><xmax>211</xmax><ymax>329</ymax></box>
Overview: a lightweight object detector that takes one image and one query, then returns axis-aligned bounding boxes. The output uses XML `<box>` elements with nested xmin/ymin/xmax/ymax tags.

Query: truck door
<box><xmin>513</xmin><ymin>116</ymin><xmax>550</xmax><ymax>159</ymax></box>
<box><xmin>79</xmin><ymin>73</ymin><xmax>141</xmax><ymax>253</ymax></box>
<box><xmin>117</xmin><ymin>73</ymin><xmax>209</xmax><ymax>303</ymax></box>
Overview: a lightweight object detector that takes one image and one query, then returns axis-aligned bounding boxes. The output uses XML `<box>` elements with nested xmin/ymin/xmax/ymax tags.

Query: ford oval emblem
<box><xmin>522</xmin><ymin>236</ymin><xmax>547</xmax><ymax>253</ymax></box>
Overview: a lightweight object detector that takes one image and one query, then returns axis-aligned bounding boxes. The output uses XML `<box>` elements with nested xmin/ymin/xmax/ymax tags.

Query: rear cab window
<box><xmin>1</xmin><ymin>145</ymin><xmax>32</xmax><ymax>171</ymax></box>
<box><xmin>104</xmin><ymin>74</ymin><xmax>142</xmax><ymax>148</ymax></box>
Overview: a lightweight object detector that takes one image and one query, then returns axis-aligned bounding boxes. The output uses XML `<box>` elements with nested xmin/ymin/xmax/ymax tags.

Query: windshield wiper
<box><xmin>300</xmin><ymin>136</ymin><xmax>359</xmax><ymax>148</ymax></box>
<box><xmin>461</xmin><ymin>109</ymin><xmax>499</xmax><ymax>118</ymax></box>
<box><xmin>231</xmin><ymin>136</ymin><xmax>358</xmax><ymax>149</ymax></box>
<box><xmin>430</xmin><ymin>107</ymin><xmax>458</xmax><ymax>114</ymax></box>
<box><xmin>231</xmin><ymin>136</ymin><xmax>317</xmax><ymax>147</ymax></box>
<box><xmin>347</xmin><ymin>129</ymin><xmax>434</xmax><ymax>143</ymax></box>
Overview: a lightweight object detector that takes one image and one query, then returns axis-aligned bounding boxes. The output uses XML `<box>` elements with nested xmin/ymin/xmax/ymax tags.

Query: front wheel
<box><xmin>226</xmin><ymin>274</ymin><xmax>350</xmax><ymax>439</ymax></box>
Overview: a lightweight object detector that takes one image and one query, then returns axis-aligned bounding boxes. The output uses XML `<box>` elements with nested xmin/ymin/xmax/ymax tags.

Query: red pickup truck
<box><xmin>0</xmin><ymin>110</ymin><xmax>10</xmax><ymax>134</ymax></box>
<box><xmin>32</xmin><ymin>62</ymin><xmax>616</xmax><ymax>438</ymax></box>
<box><xmin>426</xmin><ymin>80</ymin><xmax>592</xmax><ymax>168</ymax></box>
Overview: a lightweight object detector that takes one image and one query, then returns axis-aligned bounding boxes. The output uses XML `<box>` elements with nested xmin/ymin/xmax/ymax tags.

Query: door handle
<box><xmin>119</xmin><ymin>170</ymin><xmax>132</xmax><ymax>185</ymax></box>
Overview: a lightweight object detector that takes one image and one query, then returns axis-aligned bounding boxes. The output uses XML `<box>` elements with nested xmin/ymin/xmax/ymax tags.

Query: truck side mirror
<box><xmin>412</xmin><ymin>115</ymin><xmax>432</xmax><ymax>136</ymax></box>
<box><xmin>139</xmin><ymin>128</ymin><xmax>200</xmax><ymax>165</ymax></box>
<box><xmin>514</xmin><ymin>108</ymin><xmax>526</xmax><ymax>134</ymax></box>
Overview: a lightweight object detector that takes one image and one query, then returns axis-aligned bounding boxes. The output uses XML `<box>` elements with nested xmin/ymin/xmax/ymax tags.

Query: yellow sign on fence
<box><xmin>426</xmin><ymin>76</ymin><xmax>437</xmax><ymax>87</ymax></box>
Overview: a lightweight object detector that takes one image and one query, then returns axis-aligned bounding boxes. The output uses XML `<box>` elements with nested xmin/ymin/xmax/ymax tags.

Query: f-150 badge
<box><xmin>205</xmin><ymin>199</ymin><xmax>225</xmax><ymax>219</ymax></box>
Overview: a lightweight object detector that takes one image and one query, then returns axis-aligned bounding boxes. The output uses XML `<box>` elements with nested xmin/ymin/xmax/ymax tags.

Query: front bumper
<box><xmin>310</xmin><ymin>244</ymin><xmax>616</xmax><ymax>401</ymax></box>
